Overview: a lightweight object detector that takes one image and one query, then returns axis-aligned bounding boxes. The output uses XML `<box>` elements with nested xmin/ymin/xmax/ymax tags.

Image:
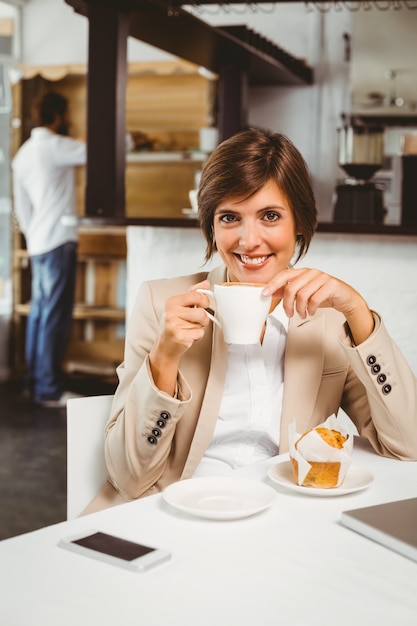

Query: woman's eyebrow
<box><xmin>261</xmin><ymin>204</ymin><xmax>287</xmax><ymax>211</ymax></box>
<box><xmin>214</xmin><ymin>206</ymin><xmax>237</xmax><ymax>215</ymax></box>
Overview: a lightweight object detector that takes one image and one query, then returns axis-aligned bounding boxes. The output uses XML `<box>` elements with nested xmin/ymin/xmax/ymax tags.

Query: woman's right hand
<box><xmin>149</xmin><ymin>280</ymin><xmax>212</xmax><ymax>395</ymax></box>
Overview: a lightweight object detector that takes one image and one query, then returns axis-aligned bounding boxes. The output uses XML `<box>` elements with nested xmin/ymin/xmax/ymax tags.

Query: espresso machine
<box><xmin>333</xmin><ymin>121</ymin><xmax>385</xmax><ymax>224</ymax></box>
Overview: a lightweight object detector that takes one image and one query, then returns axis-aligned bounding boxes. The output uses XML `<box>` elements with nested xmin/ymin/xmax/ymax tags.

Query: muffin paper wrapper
<box><xmin>289</xmin><ymin>415</ymin><xmax>354</xmax><ymax>486</ymax></box>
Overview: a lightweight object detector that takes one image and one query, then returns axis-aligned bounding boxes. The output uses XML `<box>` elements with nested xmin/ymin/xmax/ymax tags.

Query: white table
<box><xmin>1</xmin><ymin>438</ymin><xmax>416</xmax><ymax>626</ymax></box>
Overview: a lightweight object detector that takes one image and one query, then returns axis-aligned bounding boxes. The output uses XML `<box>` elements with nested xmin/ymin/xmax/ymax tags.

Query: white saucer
<box><xmin>267</xmin><ymin>461</ymin><xmax>374</xmax><ymax>497</ymax></box>
<box><xmin>162</xmin><ymin>477</ymin><xmax>276</xmax><ymax>520</ymax></box>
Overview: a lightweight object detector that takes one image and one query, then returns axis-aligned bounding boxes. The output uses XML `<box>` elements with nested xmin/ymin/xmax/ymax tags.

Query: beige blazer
<box><xmin>86</xmin><ymin>265</ymin><xmax>417</xmax><ymax>514</ymax></box>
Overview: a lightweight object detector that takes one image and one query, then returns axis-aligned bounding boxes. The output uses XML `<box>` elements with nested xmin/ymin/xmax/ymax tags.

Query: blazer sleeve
<box><xmin>339</xmin><ymin>312</ymin><xmax>417</xmax><ymax>460</ymax></box>
<box><xmin>104</xmin><ymin>279</ymin><xmax>193</xmax><ymax>500</ymax></box>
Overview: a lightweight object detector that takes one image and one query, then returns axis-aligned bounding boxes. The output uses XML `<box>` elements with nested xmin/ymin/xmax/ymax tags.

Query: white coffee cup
<box><xmin>197</xmin><ymin>282</ymin><xmax>272</xmax><ymax>344</ymax></box>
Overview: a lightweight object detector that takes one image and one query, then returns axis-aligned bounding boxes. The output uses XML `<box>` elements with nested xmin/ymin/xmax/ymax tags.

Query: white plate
<box><xmin>267</xmin><ymin>461</ymin><xmax>374</xmax><ymax>497</ymax></box>
<box><xmin>162</xmin><ymin>477</ymin><xmax>277</xmax><ymax>520</ymax></box>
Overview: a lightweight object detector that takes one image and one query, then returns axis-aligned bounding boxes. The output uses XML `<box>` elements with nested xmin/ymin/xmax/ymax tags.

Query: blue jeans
<box><xmin>26</xmin><ymin>242</ymin><xmax>77</xmax><ymax>402</ymax></box>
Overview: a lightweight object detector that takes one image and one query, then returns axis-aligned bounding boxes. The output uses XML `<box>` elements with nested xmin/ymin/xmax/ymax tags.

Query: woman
<box><xmin>87</xmin><ymin>128</ymin><xmax>417</xmax><ymax>513</ymax></box>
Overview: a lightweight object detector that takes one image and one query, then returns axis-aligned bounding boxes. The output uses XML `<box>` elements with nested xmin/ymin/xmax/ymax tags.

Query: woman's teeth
<box><xmin>240</xmin><ymin>255</ymin><xmax>268</xmax><ymax>265</ymax></box>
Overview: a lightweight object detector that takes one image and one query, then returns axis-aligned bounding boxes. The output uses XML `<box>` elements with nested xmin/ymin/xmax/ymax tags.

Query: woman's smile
<box><xmin>237</xmin><ymin>254</ymin><xmax>271</xmax><ymax>266</ymax></box>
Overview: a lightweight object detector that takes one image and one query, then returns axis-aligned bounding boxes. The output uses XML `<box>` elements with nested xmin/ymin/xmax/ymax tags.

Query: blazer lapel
<box><xmin>279</xmin><ymin>311</ymin><xmax>325</xmax><ymax>452</ymax></box>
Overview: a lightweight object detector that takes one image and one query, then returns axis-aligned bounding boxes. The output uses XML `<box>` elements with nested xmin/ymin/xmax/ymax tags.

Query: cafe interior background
<box><xmin>0</xmin><ymin>0</ymin><xmax>416</xmax><ymax>537</ymax></box>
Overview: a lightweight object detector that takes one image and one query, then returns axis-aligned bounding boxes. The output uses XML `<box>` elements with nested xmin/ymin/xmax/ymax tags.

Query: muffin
<box><xmin>289</xmin><ymin>418</ymin><xmax>353</xmax><ymax>489</ymax></box>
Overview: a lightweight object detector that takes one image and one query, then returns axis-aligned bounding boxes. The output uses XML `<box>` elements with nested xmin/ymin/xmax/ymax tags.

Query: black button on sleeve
<box><xmin>366</xmin><ymin>355</ymin><xmax>377</xmax><ymax>365</ymax></box>
<box><xmin>152</xmin><ymin>428</ymin><xmax>162</xmax><ymax>438</ymax></box>
<box><xmin>147</xmin><ymin>436</ymin><xmax>157</xmax><ymax>445</ymax></box>
<box><xmin>160</xmin><ymin>411</ymin><xmax>171</xmax><ymax>420</ymax></box>
<box><xmin>156</xmin><ymin>419</ymin><xmax>166</xmax><ymax>428</ymax></box>
<box><xmin>377</xmin><ymin>374</ymin><xmax>387</xmax><ymax>384</ymax></box>
<box><xmin>382</xmin><ymin>384</ymin><xmax>392</xmax><ymax>395</ymax></box>
<box><xmin>371</xmin><ymin>364</ymin><xmax>381</xmax><ymax>374</ymax></box>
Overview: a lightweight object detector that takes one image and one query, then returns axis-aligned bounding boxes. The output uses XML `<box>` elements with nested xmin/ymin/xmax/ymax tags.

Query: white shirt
<box><xmin>12</xmin><ymin>127</ymin><xmax>86</xmax><ymax>256</ymax></box>
<box><xmin>193</xmin><ymin>302</ymin><xmax>289</xmax><ymax>476</ymax></box>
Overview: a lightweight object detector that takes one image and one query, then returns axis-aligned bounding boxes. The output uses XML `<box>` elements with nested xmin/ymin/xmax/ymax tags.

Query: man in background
<box><xmin>12</xmin><ymin>91</ymin><xmax>86</xmax><ymax>407</ymax></box>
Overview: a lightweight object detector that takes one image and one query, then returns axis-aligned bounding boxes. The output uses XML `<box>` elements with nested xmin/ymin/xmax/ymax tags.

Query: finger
<box><xmin>189</xmin><ymin>279</ymin><xmax>211</xmax><ymax>292</ymax></box>
<box><xmin>165</xmin><ymin>303</ymin><xmax>210</xmax><ymax>331</ymax></box>
<box><xmin>291</xmin><ymin>274</ymin><xmax>328</xmax><ymax>318</ymax></box>
<box><xmin>170</xmin><ymin>290</ymin><xmax>212</xmax><ymax>311</ymax></box>
<box><xmin>184</xmin><ymin>304</ymin><xmax>212</xmax><ymax>328</ymax></box>
<box><xmin>273</xmin><ymin>269</ymin><xmax>308</xmax><ymax>317</ymax></box>
<box><xmin>173</xmin><ymin>323</ymin><xmax>206</xmax><ymax>342</ymax></box>
<box><xmin>289</xmin><ymin>273</ymin><xmax>344</xmax><ymax>318</ymax></box>
<box><xmin>262</xmin><ymin>268</ymin><xmax>296</xmax><ymax>297</ymax></box>
<box><xmin>277</xmin><ymin>269</ymin><xmax>322</xmax><ymax>318</ymax></box>
<box><xmin>162</xmin><ymin>316</ymin><xmax>207</xmax><ymax>354</ymax></box>
<box><xmin>307</xmin><ymin>277</ymin><xmax>348</xmax><ymax>316</ymax></box>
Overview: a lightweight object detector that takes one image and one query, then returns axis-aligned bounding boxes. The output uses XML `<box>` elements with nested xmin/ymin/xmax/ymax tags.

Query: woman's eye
<box><xmin>219</xmin><ymin>214</ymin><xmax>238</xmax><ymax>223</ymax></box>
<box><xmin>263</xmin><ymin>211</ymin><xmax>280</xmax><ymax>222</ymax></box>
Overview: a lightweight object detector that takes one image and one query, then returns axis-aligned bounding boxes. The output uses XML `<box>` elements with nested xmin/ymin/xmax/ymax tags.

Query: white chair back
<box><xmin>66</xmin><ymin>394</ymin><xmax>114</xmax><ymax>520</ymax></box>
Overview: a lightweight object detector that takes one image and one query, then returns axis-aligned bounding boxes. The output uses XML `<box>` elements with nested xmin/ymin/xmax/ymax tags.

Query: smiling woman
<box><xmin>82</xmin><ymin>127</ymin><xmax>417</xmax><ymax>517</ymax></box>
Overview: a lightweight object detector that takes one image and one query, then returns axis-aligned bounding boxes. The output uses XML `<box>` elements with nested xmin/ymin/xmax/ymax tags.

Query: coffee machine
<box><xmin>333</xmin><ymin>121</ymin><xmax>385</xmax><ymax>224</ymax></box>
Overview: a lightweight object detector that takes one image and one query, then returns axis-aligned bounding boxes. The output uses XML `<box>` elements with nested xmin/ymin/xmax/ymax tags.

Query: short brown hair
<box><xmin>198</xmin><ymin>128</ymin><xmax>317</xmax><ymax>263</ymax></box>
<box><xmin>32</xmin><ymin>91</ymin><xmax>68</xmax><ymax>126</ymax></box>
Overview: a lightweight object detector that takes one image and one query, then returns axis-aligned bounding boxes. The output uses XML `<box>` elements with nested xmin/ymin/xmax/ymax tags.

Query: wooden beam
<box><xmin>85</xmin><ymin>2</ymin><xmax>130</xmax><ymax>217</ymax></box>
<box><xmin>218</xmin><ymin>65</ymin><xmax>249</xmax><ymax>141</ymax></box>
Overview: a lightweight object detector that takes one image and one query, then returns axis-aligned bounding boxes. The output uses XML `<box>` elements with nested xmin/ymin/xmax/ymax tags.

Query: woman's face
<box><xmin>213</xmin><ymin>179</ymin><xmax>298</xmax><ymax>284</ymax></box>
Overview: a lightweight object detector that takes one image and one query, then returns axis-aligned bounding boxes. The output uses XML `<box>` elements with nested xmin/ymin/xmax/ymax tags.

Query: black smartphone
<box><xmin>58</xmin><ymin>530</ymin><xmax>171</xmax><ymax>572</ymax></box>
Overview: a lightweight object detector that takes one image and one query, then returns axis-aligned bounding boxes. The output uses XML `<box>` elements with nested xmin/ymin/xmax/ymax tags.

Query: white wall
<box><xmin>301</xmin><ymin>233</ymin><xmax>417</xmax><ymax>375</ymax></box>
<box><xmin>19</xmin><ymin>0</ymin><xmax>175</xmax><ymax>66</ymax></box>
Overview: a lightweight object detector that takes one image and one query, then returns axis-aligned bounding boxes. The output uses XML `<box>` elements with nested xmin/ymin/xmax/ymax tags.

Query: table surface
<box><xmin>1</xmin><ymin>438</ymin><xmax>416</xmax><ymax>626</ymax></box>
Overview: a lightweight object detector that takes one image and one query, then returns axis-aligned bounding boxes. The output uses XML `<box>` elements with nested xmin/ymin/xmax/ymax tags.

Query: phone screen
<box><xmin>72</xmin><ymin>532</ymin><xmax>155</xmax><ymax>562</ymax></box>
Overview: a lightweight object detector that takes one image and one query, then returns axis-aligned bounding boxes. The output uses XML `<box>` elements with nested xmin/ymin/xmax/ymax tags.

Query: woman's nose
<box><xmin>238</xmin><ymin>223</ymin><xmax>261</xmax><ymax>249</ymax></box>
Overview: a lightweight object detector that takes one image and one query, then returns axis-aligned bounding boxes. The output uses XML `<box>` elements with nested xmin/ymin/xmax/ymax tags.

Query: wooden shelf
<box><xmin>15</xmin><ymin>303</ymin><xmax>30</xmax><ymax>316</ymax></box>
<box><xmin>317</xmin><ymin>222</ymin><xmax>417</xmax><ymax>236</ymax></box>
<box><xmin>16</xmin><ymin>250</ymin><xmax>126</xmax><ymax>263</ymax></box>
<box><xmin>12</xmin><ymin>228</ymin><xmax>127</xmax><ymax>382</ymax></box>
<box><xmin>73</xmin><ymin>304</ymin><xmax>125</xmax><ymax>321</ymax></box>
<box><xmin>65</xmin><ymin>358</ymin><xmax>119</xmax><ymax>378</ymax></box>
<box><xmin>351</xmin><ymin>114</ymin><xmax>417</xmax><ymax>127</ymax></box>
<box><xmin>16</xmin><ymin>302</ymin><xmax>125</xmax><ymax>322</ymax></box>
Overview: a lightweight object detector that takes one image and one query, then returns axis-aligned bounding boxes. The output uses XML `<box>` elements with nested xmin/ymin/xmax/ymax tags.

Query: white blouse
<box><xmin>193</xmin><ymin>302</ymin><xmax>289</xmax><ymax>476</ymax></box>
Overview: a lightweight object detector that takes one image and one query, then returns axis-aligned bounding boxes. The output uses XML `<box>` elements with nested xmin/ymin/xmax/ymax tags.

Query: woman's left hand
<box><xmin>263</xmin><ymin>267</ymin><xmax>375</xmax><ymax>344</ymax></box>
